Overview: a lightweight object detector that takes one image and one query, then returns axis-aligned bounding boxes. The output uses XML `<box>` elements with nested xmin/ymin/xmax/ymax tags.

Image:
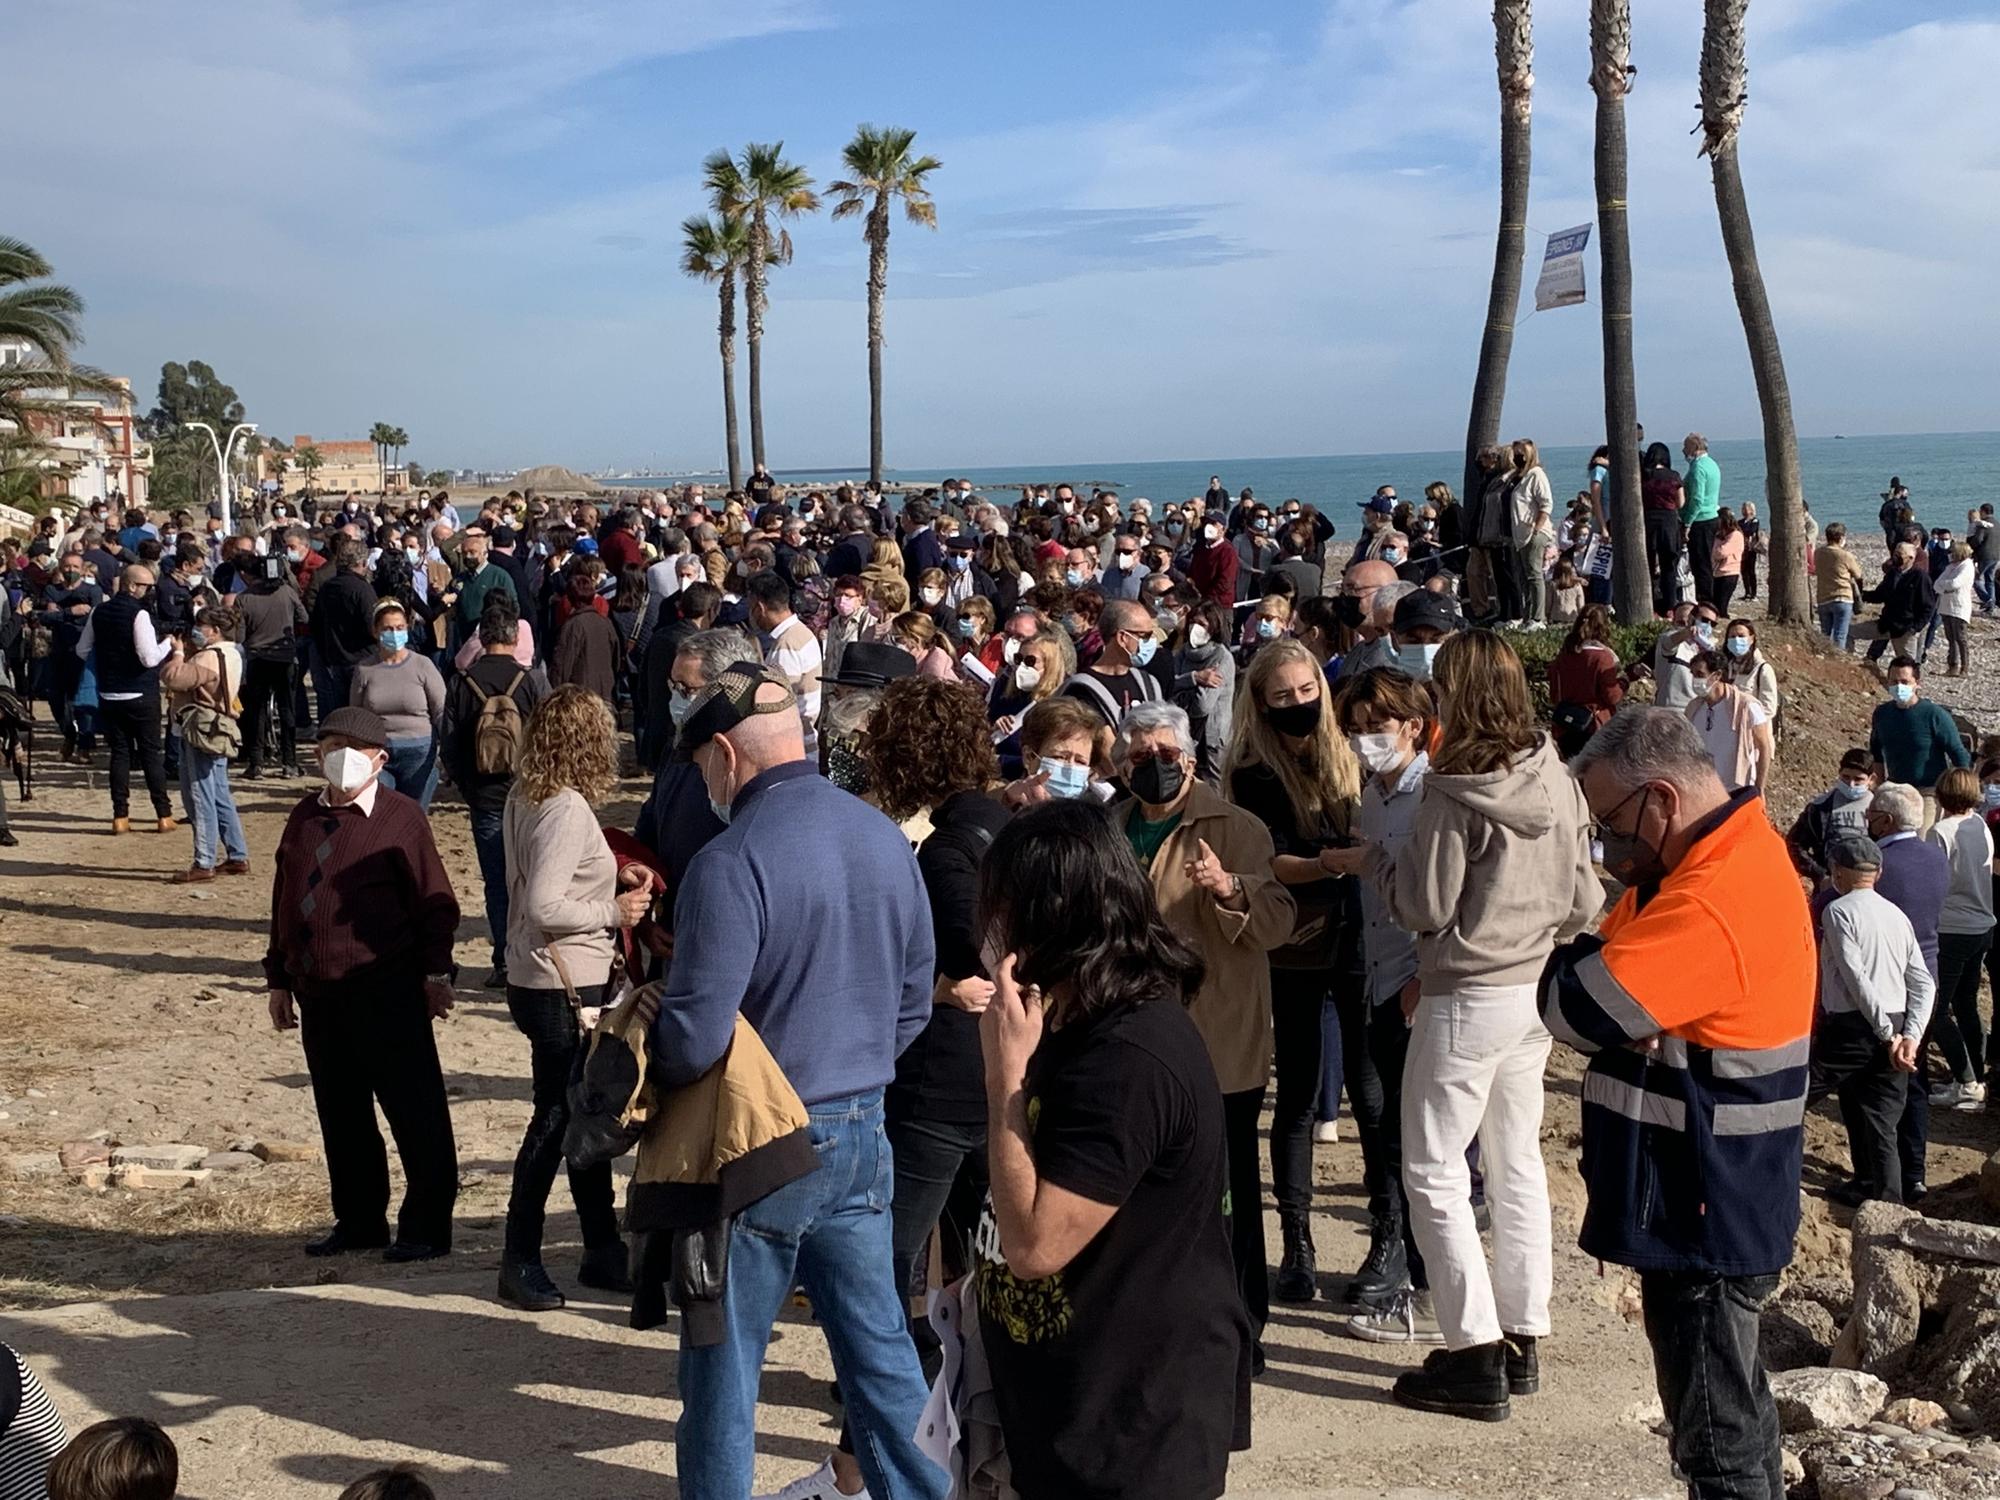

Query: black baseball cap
<box><xmin>673</xmin><ymin>662</ymin><xmax>798</xmax><ymax>762</ymax></box>
<box><xmin>823</xmin><ymin>641</ymin><xmax>919</xmax><ymax>691</ymax></box>
<box><xmin>1392</xmin><ymin>590</ymin><xmax>1464</xmax><ymax>637</ymax></box>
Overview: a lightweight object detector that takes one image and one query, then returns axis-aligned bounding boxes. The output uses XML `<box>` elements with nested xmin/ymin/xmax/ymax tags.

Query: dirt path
<box><xmin>1</xmin><ymin>752</ymin><xmax>1994</xmax><ymax>1497</ymax></box>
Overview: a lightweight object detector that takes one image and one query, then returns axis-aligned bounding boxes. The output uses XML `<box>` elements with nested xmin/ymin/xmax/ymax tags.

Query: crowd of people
<box><xmin>0</xmin><ymin>463</ymin><xmax>1994</xmax><ymax>1500</ymax></box>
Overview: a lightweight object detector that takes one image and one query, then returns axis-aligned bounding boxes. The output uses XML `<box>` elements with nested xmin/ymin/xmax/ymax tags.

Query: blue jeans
<box><xmin>1978</xmin><ymin>560</ymin><xmax>1999</xmax><ymax>611</ymax></box>
<box><xmin>1641</xmin><ymin>1271</ymin><xmax>1785</xmax><ymax>1499</ymax></box>
<box><xmin>676</xmin><ymin>1090</ymin><xmax>946</xmax><ymax>1500</ymax></box>
<box><xmin>177</xmin><ymin>744</ymin><xmax>248</xmax><ymax>869</ymax></box>
<box><xmin>1818</xmin><ymin>600</ymin><xmax>1853</xmax><ymax>651</ymax></box>
<box><xmin>380</xmin><ymin>736</ymin><xmax>437</xmax><ymax>810</ymax></box>
<box><xmin>469</xmin><ymin>803</ymin><xmax>508</xmax><ymax>968</ymax></box>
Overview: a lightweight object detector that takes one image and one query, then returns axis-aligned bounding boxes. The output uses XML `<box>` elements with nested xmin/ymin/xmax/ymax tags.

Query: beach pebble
<box><xmin>1882</xmin><ymin>1399</ymin><xmax>1949</xmax><ymax>1432</ymax></box>
<box><xmin>1822</xmin><ymin>1477</ymin><xmax>1894</xmax><ymax>1500</ymax></box>
<box><xmin>25</xmin><ymin>1088</ymin><xmax>46</xmax><ymax>1099</ymax></box>
<box><xmin>1782</xmin><ymin>1449</ymin><xmax>1806</xmax><ymax>1485</ymax></box>
<box><xmin>8</xmin><ymin>1153</ymin><xmax>63</xmax><ymax>1178</ymax></box>
<box><xmin>1890</xmin><ymin>1488</ymin><xmax>1935</xmax><ymax>1500</ymax></box>
<box><xmin>252</xmin><ymin>1140</ymin><xmax>318</xmax><ymax>1164</ymax></box>
<box><xmin>200</xmin><ymin>1151</ymin><xmax>263</xmax><ymax>1173</ymax></box>
<box><xmin>1771</xmin><ymin>1368</ymin><xmax>1889</xmax><ymax>1433</ymax></box>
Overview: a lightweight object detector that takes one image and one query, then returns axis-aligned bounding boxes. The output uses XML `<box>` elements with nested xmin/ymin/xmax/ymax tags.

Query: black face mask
<box><xmin>1263</xmin><ymin>698</ymin><xmax>1323</xmax><ymax>738</ymax></box>
<box><xmin>1333</xmin><ymin>595</ymin><xmax>1366</xmax><ymax>630</ymax></box>
<box><xmin>1129</xmin><ymin>756</ymin><xmax>1185</xmax><ymax>806</ymax></box>
<box><xmin>1598</xmin><ymin>786</ymin><xmax>1666</xmax><ymax>887</ymax></box>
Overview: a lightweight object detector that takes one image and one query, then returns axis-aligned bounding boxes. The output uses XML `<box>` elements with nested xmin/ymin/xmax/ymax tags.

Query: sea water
<box><xmin>608</xmin><ymin>430</ymin><xmax>1996</xmax><ymax>536</ymax></box>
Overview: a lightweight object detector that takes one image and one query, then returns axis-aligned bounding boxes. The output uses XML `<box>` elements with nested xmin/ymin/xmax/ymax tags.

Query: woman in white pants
<box><xmin>1364</xmin><ymin>629</ymin><xmax>1601</xmax><ymax>1420</ymax></box>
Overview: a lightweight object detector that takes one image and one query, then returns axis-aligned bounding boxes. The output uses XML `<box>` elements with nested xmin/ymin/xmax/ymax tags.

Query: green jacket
<box><xmin>1681</xmin><ymin>453</ymin><xmax>1721</xmax><ymax>525</ymax></box>
<box><xmin>453</xmin><ymin>561</ymin><xmax>516</xmax><ymax>631</ymax></box>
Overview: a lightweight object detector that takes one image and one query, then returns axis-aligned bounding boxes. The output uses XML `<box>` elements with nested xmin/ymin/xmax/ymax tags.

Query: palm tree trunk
<box><xmin>1702</xmin><ymin>0</ymin><xmax>1808</xmax><ymax>624</ymax></box>
<box><xmin>1463</xmin><ymin>0</ymin><xmax>1533</xmax><ymax>505</ymax></box>
<box><xmin>867</xmin><ymin>193</ymin><xmax>890</xmax><ymax>487</ymax></box>
<box><xmin>746</xmin><ymin>216</ymin><xmax>768</xmax><ymax>474</ymax></box>
<box><xmin>1592</xmin><ymin>0</ymin><xmax>1648</xmax><ymax>621</ymax></box>
<box><xmin>719</xmin><ymin>273</ymin><xmax>742</xmax><ymax>492</ymax></box>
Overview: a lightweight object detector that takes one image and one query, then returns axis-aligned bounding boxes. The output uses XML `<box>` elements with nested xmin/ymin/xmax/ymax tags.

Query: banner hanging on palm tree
<box><xmin>1534</xmin><ymin>224</ymin><xmax>1593</xmax><ymax>310</ymax></box>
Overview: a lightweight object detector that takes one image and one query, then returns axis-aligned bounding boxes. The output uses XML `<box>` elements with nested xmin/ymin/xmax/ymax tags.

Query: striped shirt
<box><xmin>1</xmin><ymin>1344</ymin><xmax>67</xmax><ymax>1500</ymax></box>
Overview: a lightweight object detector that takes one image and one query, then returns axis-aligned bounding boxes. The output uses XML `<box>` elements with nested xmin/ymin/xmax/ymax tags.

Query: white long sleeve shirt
<box><xmin>75</xmin><ymin>602</ymin><xmax>172</xmax><ymax>701</ymax></box>
<box><xmin>1819</xmin><ymin>886</ymin><xmax>1936</xmax><ymax>1041</ymax></box>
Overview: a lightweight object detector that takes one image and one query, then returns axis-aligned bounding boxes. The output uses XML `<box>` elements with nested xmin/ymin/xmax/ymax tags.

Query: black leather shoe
<box><xmin>498</xmin><ymin>1257</ymin><xmax>565</xmax><ymax>1311</ymax></box>
<box><xmin>1274</xmin><ymin>1212</ymin><xmax>1318</xmax><ymax>1305</ymax></box>
<box><xmin>1504</xmin><ymin>1333</ymin><xmax>1540</xmax><ymax>1395</ymax></box>
<box><xmin>1345</xmin><ymin>1217</ymin><xmax>1409</xmax><ymax>1306</ymax></box>
<box><xmin>383</xmin><ymin>1240</ymin><xmax>449</xmax><ymax>1264</ymax></box>
<box><xmin>1393</xmin><ymin>1341</ymin><xmax>1511</xmax><ymax>1422</ymax></box>
<box><xmin>576</xmin><ymin>1243</ymin><xmax>633</xmax><ymax>1294</ymax></box>
<box><xmin>304</xmin><ymin>1226</ymin><xmax>390</xmax><ymax>1257</ymax></box>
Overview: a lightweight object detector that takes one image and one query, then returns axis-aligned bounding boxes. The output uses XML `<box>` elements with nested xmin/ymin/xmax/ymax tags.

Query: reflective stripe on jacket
<box><xmin>1541</xmin><ymin>791</ymin><xmax>1815</xmax><ymax>1275</ymax></box>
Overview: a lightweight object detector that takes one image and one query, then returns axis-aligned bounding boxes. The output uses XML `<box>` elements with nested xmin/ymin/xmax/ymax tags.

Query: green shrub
<box><xmin>1500</xmin><ymin>620</ymin><xmax>1663</xmax><ymax>721</ymax></box>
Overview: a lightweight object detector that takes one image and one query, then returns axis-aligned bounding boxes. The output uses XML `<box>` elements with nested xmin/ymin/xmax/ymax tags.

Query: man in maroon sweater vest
<box><xmin>263</xmin><ymin>706</ymin><xmax>463</xmax><ymax>1261</ymax></box>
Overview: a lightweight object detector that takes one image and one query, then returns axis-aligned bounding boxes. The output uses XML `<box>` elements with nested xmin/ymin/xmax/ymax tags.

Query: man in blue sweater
<box><xmin>655</xmin><ymin>662</ymin><xmax>946</xmax><ymax>1500</ymax></box>
<box><xmin>1869</xmin><ymin>658</ymin><xmax>1969</xmax><ymax>829</ymax></box>
<box><xmin>1867</xmin><ymin>782</ymin><xmax>1950</xmax><ymax>1203</ymax></box>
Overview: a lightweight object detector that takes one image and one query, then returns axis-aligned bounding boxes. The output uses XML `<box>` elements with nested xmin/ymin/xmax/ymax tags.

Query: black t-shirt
<box><xmin>1061</xmin><ymin>667</ymin><xmax>1157</xmax><ymax>727</ymax></box>
<box><xmin>976</xmin><ymin>998</ymin><xmax>1251</xmax><ymax>1500</ymax></box>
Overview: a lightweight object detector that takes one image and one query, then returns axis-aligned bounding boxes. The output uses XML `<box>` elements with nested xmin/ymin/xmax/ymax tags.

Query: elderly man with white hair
<box><xmin>1862</xmin><ymin>780</ymin><xmax>1950</xmax><ymax>1203</ymax></box>
<box><xmin>1111</xmin><ymin>700</ymin><xmax>1297</xmax><ymax>1371</ymax></box>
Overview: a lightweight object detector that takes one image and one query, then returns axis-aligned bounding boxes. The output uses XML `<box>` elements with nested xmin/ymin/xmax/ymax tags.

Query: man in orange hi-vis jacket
<box><xmin>1544</xmin><ymin>708</ymin><xmax>1815</xmax><ymax>1500</ymax></box>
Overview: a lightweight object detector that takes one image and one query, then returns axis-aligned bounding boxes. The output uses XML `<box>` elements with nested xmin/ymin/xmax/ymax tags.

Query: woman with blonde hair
<box><xmin>1508</xmin><ymin>439</ymin><xmax>1554</xmax><ymax>628</ymax></box>
<box><xmin>889</xmin><ymin>610</ymin><xmax>959</xmax><ymax>681</ymax></box>
<box><xmin>498</xmin><ymin>685</ymin><xmax>653</xmax><ymax>1314</ymax></box>
<box><xmin>989</xmin><ymin>626</ymin><xmax>1075</xmax><ymax>772</ymax></box>
<box><xmin>1224</xmin><ymin>638</ymin><xmax>1364</xmax><ymax>1305</ymax></box>
<box><xmin>1356</xmin><ymin>630</ymin><xmax>1599</xmax><ymax>1417</ymax></box>
<box><xmin>1473</xmin><ymin>443</ymin><xmax>1522</xmax><ymax>623</ymax></box>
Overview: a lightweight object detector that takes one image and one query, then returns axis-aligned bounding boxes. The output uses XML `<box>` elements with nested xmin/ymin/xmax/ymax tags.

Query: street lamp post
<box><xmin>184</xmin><ymin>420</ymin><xmax>258</xmax><ymax>533</ymax></box>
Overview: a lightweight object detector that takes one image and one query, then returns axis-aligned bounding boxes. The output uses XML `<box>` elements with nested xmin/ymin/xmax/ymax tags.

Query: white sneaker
<box><xmin>756</xmin><ymin>1460</ymin><xmax>871</xmax><ymax>1500</ymax></box>
<box><xmin>1344</xmin><ymin>1287</ymin><xmax>1444</xmax><ymax>1345</ymax></box>
<box><xmin>1313</xmin><ymin>1119</ymin><xmax>1340</xmax><ymax>1144</ymax></box>
<box><xmin>1949</xmin><ymin>1080</ymin><xmax>1988</xmax><ymax>1112</ymax></box>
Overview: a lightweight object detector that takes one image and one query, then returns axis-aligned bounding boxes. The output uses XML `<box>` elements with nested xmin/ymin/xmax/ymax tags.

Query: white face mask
<box><xmin>1187</xmin><ymin>623</ymin><xmax>1211</xmax><ymax>649</ymax></box>
<box><xmin>323</xmin><ymin>745</ymin><xmax>379</xmax><ymax>795</ymax></box>
<box><xmin>921</xmin><ymin>587</ymin><xmax>944</xmax><ymax>606</ymax></box>
<box><xmin>1014</xmin><ymin>663</ymin><xmax>1043</xmax><ymax>692</ymax></box>
<box><xmin>1349</xmin><ymin>731</ymin><xmax>1406</xmax><ymax>776</ymax></box>
<box><xmin>1002</xmin><ymin>636</ymin><xmax>1022</xmax><ymax>664</ymax></box>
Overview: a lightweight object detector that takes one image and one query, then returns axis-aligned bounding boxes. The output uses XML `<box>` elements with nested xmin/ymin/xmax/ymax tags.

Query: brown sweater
<box><xmin>262</xmin><ymin>786</ymin><xmax>460</xmax><ymax>996</ymax></box>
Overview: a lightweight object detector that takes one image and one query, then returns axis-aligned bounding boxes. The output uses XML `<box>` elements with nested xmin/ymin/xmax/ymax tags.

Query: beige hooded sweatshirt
<box><xmin>1368</xmin><ymin>735</ymin><xmax>1602</xmax><ymax>994</ymax></box>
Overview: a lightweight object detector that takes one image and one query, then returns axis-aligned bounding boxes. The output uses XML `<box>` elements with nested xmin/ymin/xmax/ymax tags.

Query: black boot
<box><xmin>1344</xmin><ymin>1215</ymin><xmax>1408</xmax><ymax>1306</ymax></box>
<box><xmin>576</xmin><ymin>1242</ymin><xmax>633</xmax><ymax>1294</ymax></box>
<box><xmin>497</xmin><ymin>1256</ymin><xmax>565</xmax><ymax>1312</ymax></box>
<box><xmin>1274</xmin><ymin>1211</ymin><xmax>1318</xmax><ymax>1304</ymax></box>
<box><xmin>1504</xmin><ymin>1333</ymin><xmax>1539</xmax><ymax>1395</ymax></box>
<box><xmin>1392</xmin><ymin>1341</ymin><xmax>1511</xmax><ymax>1422</ymax></box>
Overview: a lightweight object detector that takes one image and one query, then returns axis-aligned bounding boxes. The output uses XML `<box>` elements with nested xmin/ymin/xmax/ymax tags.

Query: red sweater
<box><xmin>1188</xmin><ymin>539</ymin><xmax>1238</xmax><ymax>607</ymax></box>
<box><xmin>263</xmin><ymin>788</ymin><xmax>460</xmax><ymax>996</ymax></box>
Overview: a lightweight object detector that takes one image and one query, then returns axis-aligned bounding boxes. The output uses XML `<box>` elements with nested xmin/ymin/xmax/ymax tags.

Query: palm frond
<box><xmin>0</xmin><ymin>236</ymin><xmax>59</xmax><ymax>290</ymax></box>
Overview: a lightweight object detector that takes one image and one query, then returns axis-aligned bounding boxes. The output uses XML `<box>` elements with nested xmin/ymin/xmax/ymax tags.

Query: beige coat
<box><xmin>1116</xmin><ymin>781</ymin><xmax>1297</xmax><ymax>1093</ymax></box>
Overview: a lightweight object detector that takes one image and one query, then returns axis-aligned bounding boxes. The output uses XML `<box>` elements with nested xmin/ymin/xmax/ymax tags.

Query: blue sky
<box><xmin>15</xmin><ymin>0</ymin><xmax>1998</xmax><ymax>473</ymax></box>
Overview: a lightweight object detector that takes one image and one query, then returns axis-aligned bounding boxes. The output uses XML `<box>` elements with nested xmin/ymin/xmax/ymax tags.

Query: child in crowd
<box><xmin>1547</xmin><ymin>561</ymin><xmax>1585</xmax><ymax>627</ymax></box>
<box><xmin>47</xmin><ymin>1418</ymin><xmax>177</xmax><ymax>1500</ymax></box>
<box><xmin>339</xmin><ymin>1466</ymin><xmax>438</xmax><ymax>1500</ymax></box>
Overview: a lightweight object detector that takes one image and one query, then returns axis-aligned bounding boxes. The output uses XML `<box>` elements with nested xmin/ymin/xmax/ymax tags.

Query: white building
<box><xmin>0</xmin><ymin>338</ymin><xmax>152</xmax><ymax>509</ymax></box>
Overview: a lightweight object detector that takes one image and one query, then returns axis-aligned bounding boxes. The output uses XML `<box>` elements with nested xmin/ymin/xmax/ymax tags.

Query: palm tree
<box><xmin>298</xmin><ymin>445</ymin><xmax>324</xmax><ymax>492</ymax></box>
<box><xmin>829</xmin><ymin>125</ymin><xmax>942</xmax><ymax>487</ymax></box>
<box><xmin>1592</xmin><ymin>0</ymin><xmax>1649</xmax><ymax>621</ymax></box>
<box><xmin>368</xmin><ymin>421</ymin><xmax>394</xmax><ymax>491</ymax></box>
<box><xmin>704</xmin><ymin>142</ymin><xmax>819</xmax><ymax>472</ymax></box>
<box><xmin>681</xmin><ymin>213</ymin><xmax>750</xmax><ymax>491</ymax></box>
<box><xmin>1700</xmin><ymin>0</ymin><xmax>1808</xmax><ymax>624</ymax></box>
<box><xmin>390</xmin><ymin>425</ymin><xmax>410</xmax><ymax>486</ymax></box>
<box><xmin>1463</xmin><ymin>0</ymin><xmax>1534</xmax><ymax>506</ymax></box>
<box><xmin>0</xmin><ymin>237</ymin><xmax>85</xmax><ymax>368</ymax></box>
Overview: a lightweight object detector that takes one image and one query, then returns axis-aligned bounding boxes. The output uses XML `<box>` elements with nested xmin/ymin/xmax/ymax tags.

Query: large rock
<box><xmin>252</xmin><ymin>1140</ymin><xmax>319</xmax><ymax>1164</ymax></box>
<box><xmin>200</xmin><ymin>1151</ymin><xmax>263</xmax><ymax>1173</ymax></box>
<box><xmin>1981</xmin><ymin>1150</ymin><xmax>2000</xmax><ymax>1214</ymax></box>
<box><xmin>59</xmin><ymin>1140</ymin><xmax>112</xmax><ymax>1179</ymax></box>
<box><xmin>1763</xmin><ymin>1296</ymin><xmax>1841</xmax><ymax>1372</ymax></box>
<box><xmin>1770</xmin><ymin>1367</ymin><xmax>1889</xmax><ymax>1433</ymax></box>
<box><xmin>1898</xmin><ymin>1217</ymin><xmax>2000</xmax><ymax>1267</ymax></box>
<box><xmin>7</xmin><ymin>1152</ymin><xmax>62</xmax><ymax>1178</ymax></box>
<box><xmin>110</xmin><ymin>1143</ymin><xmax>207</xmax><ymax>1172</ymax></box>
<box><xmin>1834</xmin><ymin>1201</ymin><xmax>1933</xmax><ymax>1377</ymax></box>
<box><xmin>1880</xmin><ymin>1397</ymin><xmax>1948</xmax><ymax>1431</ymax></box>
<box><xmin>110</xmin><ymin>1165</ymin><xmax>211</xmax><ymax>1190</ymax></box>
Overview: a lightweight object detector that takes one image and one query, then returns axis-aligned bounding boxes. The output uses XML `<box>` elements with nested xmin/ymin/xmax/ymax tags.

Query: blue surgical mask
<box><xmin>948</xmin><ymin>555</ymin><xmax>970</xmax><ymax>573</ymax></box>
<box><xmin>1727</xmin><ymin>637</ymin><xmax>1751</xmax><ymax>657</ymax></box>
<box><xmin>378</xmin><ymin>628</ymin><xmax>409</xmax><ymax>652</ymax></box>
<box><xmin>1255</xmin><ymin>617</ymin><xmax>1281</xmax><ymax>640</ymax></box>
<box><xmin>1892</xmin><ymin>682</ymin><xmax>1916</xmax><ymax>704</ymax></box>
<box><xmin>188</xmin><ymin>628</ymin><xmax>208</xmax><ymax>648</ymax></box>
<box><xmin>1694</xmin><ymin>623</ymin><xmax>1716</xmax><ymax>647</ymax></box>
<box><xmin>1983</xmin><ymin>784</ymin><xmax>2000</xmax><ymax>811</ymax></box>
<box><xmin>1040</xmin><ymin>760</ymin><xmax>1090</xmax><ymax>800</ymax></box>
<box><xmin>708</xmin><ymin>795</ymin><xmax>732</xmax><ymax>826</ymax></box>
<box><xmin>1252</xmin><ymin>518</ymin><xmax>1269</xmax><ymax>533</ymax></box>
<box><xmin>1065</xmin><ymin>568</ymin><xmax>1085</xmax><ymax>587</ymax></box>
<box><xmin>669</xmin><ymin>688</ymin><xmax>696</xmax><ymax>726</ymax></box>
<box><xmin>1382</xmin><ymin>547</ymin><xmax>1402</xmax><ymax>565</ymax></box>
<box><xmin>955</xmin><ymin>616</ymin><xmax>977</xmax><ymax>638</ymax></box>
<box><xmin>1132</xmin><ymin>636</ymin><xmax>1158</xmax><ymax>667</ymax></box>
<box><xmin>1832</xmin><ymin>780</ymin><xmax>1869</xmax><ymax>804</ymax></box>
<box><xmin>1396</xmin><ymin>641</ymin><xmax>1441</xmax><ymax>680</ymax></box>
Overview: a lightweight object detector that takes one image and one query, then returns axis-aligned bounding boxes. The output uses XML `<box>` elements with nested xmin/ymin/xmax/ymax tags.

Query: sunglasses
<box><xmin>1126</xmin><ymin>745</ymin><xmax>1183</xmax><ymax>766</ymax></box>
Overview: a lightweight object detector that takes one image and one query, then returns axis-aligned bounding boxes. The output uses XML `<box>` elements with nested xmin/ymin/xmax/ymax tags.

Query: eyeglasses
<box><xmin>1126</xmin><ymin>745</ymin><xmax>1183</xmax><ymax>767</ymax></box>
<box><xmin>1590</xmin><ymin>782</ymin><xmax>1652</xmax><ymax>842</ymax></box>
